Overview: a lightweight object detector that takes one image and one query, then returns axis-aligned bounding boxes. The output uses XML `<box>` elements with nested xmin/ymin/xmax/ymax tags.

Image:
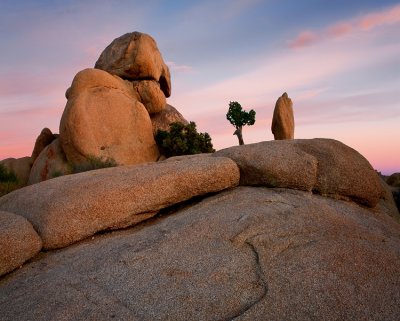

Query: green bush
<box><xmin>71</xmin><ymin>155</ymin><xmax>117</xmax><ymax>174</ymax></box>
<box><xmin>156</xmin><ymin>121</ymin><xmax>215</xmax><ymax>157</ymax></box>
<box><xmin>0</xmin><ymin>163</ymin><xmax>19</xmax><ymax>197</ymax></box>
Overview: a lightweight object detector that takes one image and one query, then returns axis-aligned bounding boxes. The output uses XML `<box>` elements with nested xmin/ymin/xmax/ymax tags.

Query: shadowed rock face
<box><xmin>31</xmin><ymin>128</ymin><xmax>56</xmax><ymax>162</ymax></box>
<box><xmin>1</xmin><ymin>187</ymin><xmax>399</xmax><ymax>321</ymax></box>
<box><xmin>28</xmin><ymin>139</ymin><xmax>70</xmax><ymax>185</ymax></box>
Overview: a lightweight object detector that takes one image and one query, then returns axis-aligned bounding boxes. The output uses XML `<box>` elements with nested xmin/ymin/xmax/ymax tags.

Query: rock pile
<box><xmin>0</xmin><ymin>32</ymin><xmax>189</xmax><ymax>187</ymax></box>
<box><xmin>0</xmin><ymin>139</ymin><xmax>399</xmax><ymax>320</ymax></box>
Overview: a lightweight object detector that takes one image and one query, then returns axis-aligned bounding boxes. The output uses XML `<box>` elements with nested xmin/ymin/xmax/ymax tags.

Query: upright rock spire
<box><xmin>271</xmin><ymin>92</ymin><xmax>294</xmax><ymax>140</ymax></box>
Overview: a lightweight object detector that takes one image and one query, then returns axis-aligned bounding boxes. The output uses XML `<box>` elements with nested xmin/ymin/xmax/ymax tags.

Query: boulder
<box><xmin>60</xmin><ymin>68</ymin><xmax>159</xmax><ymax>167</ymax></box>
<box><xmin>0</xmin><ymin>156</ymin><xmax>239</xmax><ymax>249</ymax></box>
<box><xmin>387</xmin><ymin>173</ymin><xmax>400</xmax><ymax>187</ymax></box>
<box><xmin>151</xmin><ymin>104</ymin><xmax>189</xmax><ymax>136</ymax></box>
<box><xmin>28</xmin><ymin>139</ymin><xmax>70</xmax><ymax>185</ymax></box>
<box><xmin>214</xmin><ymin>139</ymin><xmax>384</xmax><ymax>207</ymax></box>
<box><xmin>31</xmin><ymin>128</ymin><xmax>56</xmax><ymax>162</ymax></box>
<box><xmin>131</xmin><ymin>80</ymin><xmax>166</xmax><ymax>114</ymax></box>
<box><xmin>95</xmin><ymin>32</ymin><xmax>171</xmax><ymax>98</ymax></box>
<box><xmin>0</xmin><ymin>157</ymin><xmax>33</xmax><ymax>186</ymax></box>
<box><xmin>271</xmin><ymin>92</ymin><xmax>294</xmax><ymax>140</ymax></box>
<box><xmin>215</xmin><ymin>140</ymin><xmax>317</xmax><ymax>191</ymax></box>
<box><xmin>1</xmin><ymin>187</ymin><xmax>399</xmax><ymax>320</ymax></box>
<box><xmin>0</xmin><ymin>210</ymin><xmax>42</xmax><ymax>277</ymax></box>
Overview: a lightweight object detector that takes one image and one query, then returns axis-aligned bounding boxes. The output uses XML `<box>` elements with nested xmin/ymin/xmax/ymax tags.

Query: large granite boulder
<box><xmin>151</xmin><ymin>104</ymin><xmax>189</xmax><ymax>136</ymax></box>
<box><xmin>0</xmin><ymin>210</ymin><xmax>42</xmax><ymax>276</ymax></box>
<box><xmin>214</xmin><ymin>139</ymin><xmax>384</xmax><ymax>207</ymax></box>
<box><xmin>0</xmin><ymin>157</ymin><xmax>33</xmax><ymax>186</ymax></box>
<box><xmin>60</xmin><ymin>68</ymin><xmax>160</xmax><ymax>167</ymax></box>
<box><xmin>95</xmin><ymin>32</ymin><xmax>171</xmax><ymax>98</ymax></box>
<box><xmin>28</xmin><ymin>139</ymin><xmax>70</xmax><ymax>185</ymax></box>
<box><xmin>1</xmin><ymin>187</ymin><xmax>399</xmax><ymax>320</ymax></box>
<box><xmin>131</xmin><ymin>80</ymin><xmax>166</xmax><ymax>114</ymax></box>
<box><xmin>271</xmin><ymin>92</ymin><xmax>294</xmax><ymax>140</ymax></box>
<box><xmin>31</xmin><ymin>128</ymin><xmax>56</xmax><ymax>162</ymax></box>
<box><xmin>0</xmin><ymin>156</ymin><xmax>239</xmax><ymax>249</ymax></box>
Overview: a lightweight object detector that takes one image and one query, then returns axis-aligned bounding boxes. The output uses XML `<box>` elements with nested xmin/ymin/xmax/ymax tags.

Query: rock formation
<box><xmin>151</xmin><ymin>104</ymin><xmax>189</xmax><ymax>135</ymax></box>
<box><xmin>30</xmin><ymin>128</ymin><xmax>56</xmax><ymax>162</ymax></box>
<box><xmin>0</xmin><ymin>157</ymin><xmax>33</xmax><ymax>187</ymax></box>
<box><xmin>271</xmin><ymin>92</ymin><xmax>294</xmax><ymax>140</ymax></box>
<box><xmin>0</xmin><ymin>210</ymin><xmax>42</xmax><ymax>276</ymax></box>
<box><xmin>1</xmin><ymin>31</ymin><xmax>192</xmax><ymax>185</ymax></box>
<box><xmin>28</xmin><ymin>139</ymin><xmax>70</xmax><ymax>185</ymax></box>
<box><xmin>0</xmin><ymin>156</ymin><xmax>239</xmax><ymax>249</ymax></box>
<box><xmin>0</xmin><ymin>138</ymin><xmax>399</xmax><ymax>319</ymax></box>
<box><xmin>95</xmin><ymin>32</ymin><xmax>171</xmax><ymax>97</ymax></box>
<box><xmin>60</xmin><ymin>68</ymin><xmax>160</xmax><ymax>167</ymax></box>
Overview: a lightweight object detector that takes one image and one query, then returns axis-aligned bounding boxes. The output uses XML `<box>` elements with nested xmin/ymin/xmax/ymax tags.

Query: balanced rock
<box><xmin>151</xmin><ymin>104</ymin><xmax>189</xmax><ymax>136</ymax></box>
<box><xmin>215</xmin><ymin>139</ymin><xmax>384</xmax><ymax>207</ymax></box>
<box><xmin>95</xmin><ymin>32</ymin><xmax>171</xmax><ymax>98</ymax></box>
<box><xmin>1</xmin><ymin>187</ymin><xmax>399</xmax><ymax>320</ymax></box>
<box><xmin>0</xmin><ymin>210</ymin><xmax>42</xmax><ymax>276</ymax></box>
<box><xmin>31</xmin><ymin>128</ymin><xmax>56</xmax><ymax>162</ymax></box>
<box><xmin>271</xmin><ymin>92</ymin><xmax>294</xmax><ymax>140</ymax></box>
<box><xmin>28</xmin><ymin>139</ymin><xmax>70</xmax><ymax>185</ymax></box>
<box><xmin>0</xmin><ymin>156</ymin><xmax>239</xmax><ymax>249</ymax></box>
<box><xmin>0</xmin><ymin>157</ymin><xmax>33</xmax><ymax>186</ymax></box>
<box><xmin>60</xmin><ymin>68</ymin><xmax>159</xmax><ymax>167</ymax></box>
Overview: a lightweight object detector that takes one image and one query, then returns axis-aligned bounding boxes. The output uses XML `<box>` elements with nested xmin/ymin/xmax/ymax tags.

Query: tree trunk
<box><xmin>233</xmin><ymin>127</ymin><xmax>244</xmax><ymax>145</ymax></box>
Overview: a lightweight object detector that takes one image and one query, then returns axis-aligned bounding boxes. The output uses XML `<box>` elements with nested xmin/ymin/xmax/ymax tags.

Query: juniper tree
<box><xmin>226</xmin><ymin>101</ymin><xmax>256</xmax><ymax>145</ymax></box>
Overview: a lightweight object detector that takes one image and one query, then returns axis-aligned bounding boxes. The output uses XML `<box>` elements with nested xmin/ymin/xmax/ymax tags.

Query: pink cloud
<box><xmin>358</xmin><ymin>5</ymin><xmax>400</xmax><ymax>30</ymax></box>
<box><xmin>288</xmin><ymin>31</ymin><xmax>319</xmax><ymax>49</ymax></box>
<box><xmin>289</xmin><ymin>4</ymin><xmax>400</xmax><ymax>49</ymax></box>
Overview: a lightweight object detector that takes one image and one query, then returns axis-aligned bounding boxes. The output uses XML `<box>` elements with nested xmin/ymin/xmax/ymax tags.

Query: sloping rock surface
<box><xmin>1</xmin><ymin>187</ymin><xmax>399</xmax><ymax>321</ymax></box>
<box><xmin>215</xmin><ymin>139</ymin><xmax>384</xmax><ymax>207</ymax></box>
<box><xmin>0</xmin><ymin>210</ymin><xmax>42</xmax><ymax>276</ymax></box>
<box><xmin>0</xmin><ymin>156</ymin><xmax>239</xmax><ymax>249</ymax></box>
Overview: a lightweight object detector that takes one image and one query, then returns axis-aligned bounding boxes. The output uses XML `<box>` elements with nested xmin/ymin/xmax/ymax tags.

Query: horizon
<box><xmin>0</xmin><ymin>0</ymin><xmax>399</xmax><ymax>174</ymax></box>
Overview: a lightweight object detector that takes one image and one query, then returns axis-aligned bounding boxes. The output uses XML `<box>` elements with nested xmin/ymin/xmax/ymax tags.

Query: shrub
<box><xmin>71</xmin><ymin>155</ymin><xmax>117</xmax><ymax>174</ymax></box>
<box><xmin>0</xmin><ymin>163</ymin><xmax>19</xmax><ymax>197</ymax></box>
<box><xmin>156</xmin><ymin>121</ymin><xmax>215</xmax><ymax>157</ymax></box>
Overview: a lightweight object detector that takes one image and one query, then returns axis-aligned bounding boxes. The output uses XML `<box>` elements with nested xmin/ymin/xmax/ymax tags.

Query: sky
<box><xmin>0</xmin><ymin>0</ymin><xmax>399</xmax><ymax>174</ymax></box>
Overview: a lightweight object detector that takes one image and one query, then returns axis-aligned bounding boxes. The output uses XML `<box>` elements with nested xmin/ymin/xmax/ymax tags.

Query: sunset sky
<box><xmin>0</xmin><ymin>0</ymin><xmax>399</xmax><ymax>174</ymax></box>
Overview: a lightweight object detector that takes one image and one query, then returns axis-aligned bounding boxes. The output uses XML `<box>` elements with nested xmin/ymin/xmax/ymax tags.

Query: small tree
<box><xmin>156</xmin><ymin>121</ymin><xmax>215</xmax><ymax>157</ymax></box>
<box><xmin>226</xmin><ymin>101</ymin><xmax>256</xmax><ymax>145</ymax></box>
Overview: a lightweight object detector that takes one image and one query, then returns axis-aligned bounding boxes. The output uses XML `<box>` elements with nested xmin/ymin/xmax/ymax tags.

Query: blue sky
<box><xmin>0</xmin><ymin>0</ymin><xmax>399</xmax><ymax>173</ymax></box>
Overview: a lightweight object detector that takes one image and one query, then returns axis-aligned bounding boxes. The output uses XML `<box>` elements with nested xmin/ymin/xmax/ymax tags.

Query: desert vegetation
<box><xmin>0</xmin><ymin>163</ymin><xmax>19</xmax><ymax>196</ymax></box>
<box><xmin>156</xmin><ymin>121</ymin><xmax>215</xmax><ymax>157</ymax></box>
<box><xmin>226</xmin><ymin>101</ymin><xmax>256</xmax><ymax>145</ymax></box>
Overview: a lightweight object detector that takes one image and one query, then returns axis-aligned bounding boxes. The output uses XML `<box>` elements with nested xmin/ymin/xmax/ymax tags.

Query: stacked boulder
<box><xmin>1</xmin><ymin>32</ymin><xmax>189</xmax><ymax>186</ymax></box>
